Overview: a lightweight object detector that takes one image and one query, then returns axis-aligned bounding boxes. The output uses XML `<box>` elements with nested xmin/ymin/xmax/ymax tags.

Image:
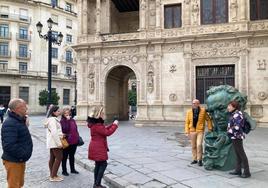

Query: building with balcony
<box><xmin>0</xmin><ymin>0</ymin><xmax>78</xmax><ymax>113</ymax></box>
<box><xmin>74</xmin><ymin>0</ymin><xmax>268</xmax><ymax>125</ymax></box>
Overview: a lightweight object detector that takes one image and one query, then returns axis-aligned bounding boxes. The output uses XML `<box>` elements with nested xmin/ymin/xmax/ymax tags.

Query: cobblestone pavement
<box><xmin>1</xmin><ymin>116</ymin><xmax>268</xmax><ymax>188</ymax></box>
<box><xmin>0</xmin><ymin>121</ymin><xmax>97</xmax><ymax>188</ymax></box>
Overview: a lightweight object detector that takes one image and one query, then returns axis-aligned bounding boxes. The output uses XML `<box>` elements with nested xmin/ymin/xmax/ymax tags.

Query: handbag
<box><xmin>60</xmin><ymin>137</ymin><xmax>69</xmax><ymax>149</ymax></box>
<box><xmin>77</xmin><ymin>136</ymin><xmax>84</xmax><ymax>146</ymax></box>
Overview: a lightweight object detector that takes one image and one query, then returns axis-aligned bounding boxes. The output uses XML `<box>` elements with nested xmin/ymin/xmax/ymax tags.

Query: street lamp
<box><xmin>36</xmin><ymin>18</ymin><xmax>63</xmax><ymax>109</ymax></box>
<box><xmin>74</xmin><ymin>70</ymin><xmax>77</xmax><ymax>106</ymax></box>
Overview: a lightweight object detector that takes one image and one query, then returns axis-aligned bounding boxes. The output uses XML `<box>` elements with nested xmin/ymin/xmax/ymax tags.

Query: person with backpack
<box><xmin>227</xmin><ymin>100</ymin><xmax>251</xmax><ymax>178</ymax></box>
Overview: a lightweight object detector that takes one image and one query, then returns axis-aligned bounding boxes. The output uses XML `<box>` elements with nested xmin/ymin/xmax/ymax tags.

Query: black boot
<box><xmin>229</xmin><ymin>170</ymin><xmax>242</xmax><ymax>175</ymax></box>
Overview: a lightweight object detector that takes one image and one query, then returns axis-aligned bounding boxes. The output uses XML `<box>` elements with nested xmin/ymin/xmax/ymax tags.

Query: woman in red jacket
<box><xmin>87</xmin><ymin>106</ymin><xmax>118</xmax><ymax>188</ymax></box>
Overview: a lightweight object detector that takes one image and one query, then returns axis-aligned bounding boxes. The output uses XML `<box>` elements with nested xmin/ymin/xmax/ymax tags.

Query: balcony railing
<box><xmin>16</xmin><ymin>51</ymin><xmax>31</xmax><ymax>59</ymax></box>
<box><xmin>0</xmin><ymin>63</ymin><xmax>8</xmax><ymax>72</ymax></box>
<box><xmin>0</xmin><ymin>50</ymin><xmax>11</xmax><ymax>58</ymax></box>
<box><xmin>19</xmin><ymin>69</ymin><xmax>27</xmax><ymax>74</ymax></box>
<box><xmin>16</xmin><ymin>33</ymin><xmax>31</xmax><ymax>41</ymax></box>
<box><xmin>0</xmin><ymin>12</ymin><xmax>31</xmax><ymax>23</ymax></box>
<box><xmin>0</xmin><ymin>32</ymin><xmax>11</xmax><ymax>39</ymax></box>
<box><xmin>66</xmin><ymin>58</ymin><xmax>73</xmax><ymax>63</ymax></box>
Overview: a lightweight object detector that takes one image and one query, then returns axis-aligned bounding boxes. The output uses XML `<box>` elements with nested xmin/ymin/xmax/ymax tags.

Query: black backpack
<box><xmin>242</xmin><ymin>117</ymin><xmax>251</xmax><ymax>134</ymax></box>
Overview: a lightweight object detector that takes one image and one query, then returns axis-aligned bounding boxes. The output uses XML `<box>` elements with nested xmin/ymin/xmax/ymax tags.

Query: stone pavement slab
<box><xmin>20</xmin><ymin>116</ymin><xmax>268</xmax><ymax>188</ymax></box>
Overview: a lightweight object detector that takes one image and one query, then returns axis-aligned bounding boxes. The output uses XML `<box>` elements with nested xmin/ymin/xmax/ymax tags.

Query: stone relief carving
<box><xmin>257</xmin><ymin>59</ymin><xmax>267</xmax><ymax>70</ymax></box>
<box><xmin>191</xmin><ymin>0</ymin><xmax>199</xmax><ymax>25</ymax></box>
<box><xmin>251</xmin><ymin>105</ymin><xmax>263</xmax><ymax>118</ymax></box>
<box><xmin>258</xmin><ymin>92</ymin><xmax>268</xmax><ymax>100</ymax></box>
<box><xmin>192</xmin><ymin>40</ymin><xmax>240</xmax><ymax>50</ymax></box>
<box><xmin>169</xmin><ymin>65</ymin><xmax>177</xmax><ymax>73</ymax></box>
<box><xmin>169</xmin><ymin>93</ymin><xmax>177</xmax><ymax>102</ymax></box>
<box><xmin>249</xmin><ymin>38</ymin><xmax>268</xmax><ymax>48</ymax></box>
<box><xmin>184</xmin><ymin>0</ymin><xmax>191</xmax><ymax>5</ymax></box>
<box><xmin>147</xmin><ymin>61</ymin><xmax>154</xmax><ymax>93</ymax></box>
<box><xmin>249</xmin><ymin>21</ymin><xmax>268</xmax><ymax>31</ymax></box>
<box><xmin>163</xmin><ymin>44</ymin><xmax>183</xmax><ymax>53</ymax></box>
<box><xmin>102</xmin><ymin>47</ymin><xmax>139</xmax><ymax>56</ymax></box>
<box><xmin>230</xmin><ymin>0</ymin><xmax>238</xmax><ymax>21</ymax></box>
<box><xmin>101</xmin><ymin>54</ymin><xmax>145</xmax><ymax>66</ymax></box>
<box><xmin>88</xmin><ymin>72</ymin><xmax>95</xmax><ymax>94</ymax></box>
<box><xmin>192</xmin><ymin>48</ymin><xmax>241</xmax><ymax>58</ymax></box>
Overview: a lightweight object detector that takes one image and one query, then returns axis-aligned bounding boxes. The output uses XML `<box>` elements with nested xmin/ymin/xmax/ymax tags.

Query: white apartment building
<box><xmin>0</xmin><ymin>0</ymin><xmax>78</xmax><ymax>113</ymax></box>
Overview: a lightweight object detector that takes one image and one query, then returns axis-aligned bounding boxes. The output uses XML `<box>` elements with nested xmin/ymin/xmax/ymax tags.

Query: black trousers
<box><xmin>94</xmin><ymin>161</ymin><xmax>107</xmax><ymax>186</ymax></box>
<box><xmin>62</xmin><ymin>144</ymin><xmax>77</xmax><ymax>173</ymax></box>
<box><xmin>0</xmin><ymin>115</ymin><xmax>3</xmax><ymax>123</ymax></box>
<box><xmin>232</xmin><ymin>139</ymin><xmax>250</xmax><ymax>175</ymax></box>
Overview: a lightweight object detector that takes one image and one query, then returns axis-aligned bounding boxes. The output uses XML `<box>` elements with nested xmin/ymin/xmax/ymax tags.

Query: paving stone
<box><xmin>121</xmin><ymin>171</ymin><xmax>153</xmax><ymax>185</ymax></box>
<box><xmin>142</xmin><ymin>180</ymin><xmax>167</xmax><ymax>188</ymax></box>
<box><xmin>147</xmin><ymin>172</ymin><xmax>178</xmax><ymax>185</ymax></box>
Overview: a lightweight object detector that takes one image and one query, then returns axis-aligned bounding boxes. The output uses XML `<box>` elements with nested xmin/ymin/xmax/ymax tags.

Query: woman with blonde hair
<box><xmin>60</xmin><ymin>107</ymin><xmax>79</xmax><ymax>176</ymax></box>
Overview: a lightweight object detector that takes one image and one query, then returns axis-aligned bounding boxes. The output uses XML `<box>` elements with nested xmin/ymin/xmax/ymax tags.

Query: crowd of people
<box><xmin>1</xmin><ymin>96</ymin><xmax>251</xmax><ymax>188</ymax></box>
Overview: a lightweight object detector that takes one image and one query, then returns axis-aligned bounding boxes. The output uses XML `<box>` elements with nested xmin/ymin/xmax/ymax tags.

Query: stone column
<box><xmin>81</xmin><ymin>0</ymin><xmax>88</xmax><ymax>34</ymax></box>
<box><xmin>240</xmin><ymin>0</ymin><xmax>247</xmax><ymax>21</ymax></box>
<box><xmin>184</xmin><ymin>0</ymin><xmax>191</xmax><ymax>26</ymax></box>
<box><xmin>139</xmin><ymin>0</ymin><xmax>146</xmax><ymax>31</ymax></box>
<box><xmin>96</xmin><ymin>0</ymin><xmax>101</xmax><ymax>34</ymax></box>
<box><xmin>184</xmin><ymin>42</ymin><xmax>192</xmax><ymax>102</ymax></box>
<box><xmin>155</xmin><ymin>0</ymin><xmax>161</xmax><ymax>29</ymax></box>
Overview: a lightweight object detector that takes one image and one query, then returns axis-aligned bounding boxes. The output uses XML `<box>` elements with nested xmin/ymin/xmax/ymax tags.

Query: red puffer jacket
<box><xmin>88</xmin><ymin>123</ymin><xmax>118</xmax><ymax>161</ymax></box>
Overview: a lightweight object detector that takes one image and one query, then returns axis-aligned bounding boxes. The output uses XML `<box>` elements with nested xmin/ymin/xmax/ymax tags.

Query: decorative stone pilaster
<box><xmin>96</xmin><ymin>0</ymin><xmax>101</xmax><ymax>34</ymax></box>
<box><xmin>191</xmin><ymin>0</ymin><xmax>199</xmax><ymax>25</ymax></box>
<box><xmin>184</xmin><ymin>0</ymin><xmax>191</xmax><ymax>26</ymax></box>
<box><xmin>239</xmin><ymin>0</ymin><xmax>247</xmax><ymax>21</ymax></box>
<box><xmin>230</xmin><ymin>0</ymin><xmax>238</xmax><ymax>22</ymax></box>
<box><xmin>81</xmin><ymin>0</ymin><xmax>88</xmax><ymax>34</ymax></box>
<box><xmin>239</xmin><ymin>39</ymin><xmax>249</xmax><ymax>95</ymax></box>
<box><xmin>139</xmin><ymin>0</ymin><xmax>147</xmax><ymax>31</ymax></box>
<box><xmin>156</xmin><ymin>0</ymin><xmax>161</xmax><ymax>29</ymax></box>
<box><xmin>184</xmin><ymin>42</ymin><xmax>192</xmax><ymax>102</ymax></box>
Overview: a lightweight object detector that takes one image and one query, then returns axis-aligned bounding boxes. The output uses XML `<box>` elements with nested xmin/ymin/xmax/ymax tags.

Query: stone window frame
<box><xmin>164</xmin><ymin>3</ymin><xmax>182</xmax><ymax>29</ymax></box>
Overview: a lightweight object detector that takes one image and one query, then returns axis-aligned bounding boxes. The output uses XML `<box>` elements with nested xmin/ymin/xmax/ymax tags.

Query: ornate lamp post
<box><xmin>74</xmin><ymin>70</ymin><xmax>77</xmax><ymax>106</ymax></box>
<box><xmin>36</xmin><ymin>18</ymin><xmax>63</xmax><ymax>109</ymax></box>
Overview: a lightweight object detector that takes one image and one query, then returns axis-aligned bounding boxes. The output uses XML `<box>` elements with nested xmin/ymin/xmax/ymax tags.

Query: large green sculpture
<box><xmin>203</xmin><ymin>85</ymin><xmax>256</xmax><ymax>171</ymax></box>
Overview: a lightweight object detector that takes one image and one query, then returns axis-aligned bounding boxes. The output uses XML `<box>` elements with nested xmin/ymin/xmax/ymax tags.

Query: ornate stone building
<box><xmin>0</xmin><ymin>0</ymin><xmax>78</xmax><ymax>113</ymax></box>
<box><xmin>74</xmin><ymin>0</ymin><xmax>268</xmax><ymax>126</ymax></box>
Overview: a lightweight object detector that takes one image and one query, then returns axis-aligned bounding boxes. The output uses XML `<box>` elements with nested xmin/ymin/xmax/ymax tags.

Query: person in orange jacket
<box><xmin>185</xmin><ymin>99</ymin><xmax>213</xmax><ymax>166</ymax></box>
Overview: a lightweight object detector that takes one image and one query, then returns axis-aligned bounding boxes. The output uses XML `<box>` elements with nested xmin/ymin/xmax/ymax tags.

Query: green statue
<box><xmin>203</xmin><ymin>85</ymin><xmax>256</xmax><ymax>171</ymax></box>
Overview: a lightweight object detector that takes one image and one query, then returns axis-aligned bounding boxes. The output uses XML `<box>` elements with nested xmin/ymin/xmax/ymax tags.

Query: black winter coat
<box><xmin>1</xmin><ymin>111</ymin><xmax>33</xmax><ymax>162</ymax></box>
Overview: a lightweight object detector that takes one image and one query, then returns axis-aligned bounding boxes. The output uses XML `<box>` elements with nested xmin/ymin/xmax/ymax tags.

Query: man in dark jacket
<box><xmin>1</xmin><ymin>98</ymin><xmax>33</xmax><ymax>188</ymax></box>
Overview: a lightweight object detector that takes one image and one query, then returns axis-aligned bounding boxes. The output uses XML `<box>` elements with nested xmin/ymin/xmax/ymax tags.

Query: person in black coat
<box><xmin>1</xmin><ymin>98</ymin><xmax>33</xmax><ymax>188</ymax></box>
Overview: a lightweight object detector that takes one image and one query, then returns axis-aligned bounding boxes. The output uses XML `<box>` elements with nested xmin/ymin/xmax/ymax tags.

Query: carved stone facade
<box><xmin>74</xmin><ymin>0</ymin><xmax>268</xmax><ymax>125</ymax></box>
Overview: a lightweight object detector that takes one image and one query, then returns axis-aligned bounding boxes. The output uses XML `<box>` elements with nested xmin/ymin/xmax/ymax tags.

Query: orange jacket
<box><xmin>184</xmin><ymin>107</ymin><xmax>213</xmax><ymax>134</ymax></box>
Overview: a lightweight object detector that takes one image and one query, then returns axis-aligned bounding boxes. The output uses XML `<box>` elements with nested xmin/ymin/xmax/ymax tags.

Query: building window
<box><xmin>19</xmin><ymin>9</ymin><xmax>28</xmax><ymax>21</ymax></box>
<box><xmin>66</xmin><ymin>67</ymin><xmax>72</xmax><ymax>76</ymax></box>
<box><xmin>19</xmin><ymin>27</ymin><xmax>28</xmax><ymax>39</ymax></box>
<box><xmin>164</xmin><ymin>4</ymin><xmax>182</xmax><ymax>29</ymax></box>
<box><xmin>66</xmin><ymin>19</ymin><xmax>72</xmax><ymax>29</ymax></box>
<box><xmin>196</xmin><ymin>65</ymin><xmax>235</xmax><ymax>103</ymax></box>
<box><xmin>65</xmin><ymin>2</ymin><xmax>72</xmax><ymax>12</ymax></box>
<box><xmin>201</xmin><ymin>0</ymin><xmax>228</xmax><ymax>24</ymax></box>
<box><xmin>0</xmin><ymin>60</ymin><xmax>8</xmax><ymax>72</ymax></box>
<box><xmin>63</xmin><ymin>89</ymin><xmax>70</xmax><ymax>105</ymax></box>
<box><xmin>52</xmin><ymin>48</ymin><xmax>58</xmax><ymax>59</ymax></box>
<box><xmin>250</xmin><ymin>0</ymin><xmax>268</xmax><ymax>20</ymax></box>
<box><xmin>51</xmin><ymin>0</ymin><xmax>58</xmax><ymax>7</ymax></box>
<box><xmin>0</xmin><ymin>6</ymin><xmax>9</xmax><ymax>18</ymax></box>
<box><xmin>19</xmin><ymin>62</ymin><xmax>27</xmax><ymax>74</ymax></box>
<box><xmin>66</xmin><ymin>34</ymin><xmax>72</xmax><ymax>43</ymax></box>
<box><xmin>0</xmin><ymin>42</ymin><xmax>9</xmax><ymax>56</ymax></box>
<box><xmin>19</xmin><ymin>87</ymin><xmax>29</xmax><ymax>103</ymax></box>
<box><xmin>51</xmin><ymin>14</ymin><xmax>58</xmax><ymax>25</ymax></box>
<box><xmin>0</xmin><ymin>24</ymin><xmax>9</xmax><ymax>38</ymax></box>
<box><xmin>52</xmin><ymin>65</ymin><xmax>58</xmax><ymax>75</ymax></box>
<box><xmin>19</xmin><ymin>44</ymin><xmax>28</xmax><ymax>57</ymax></box>
<box><xmin>66</xmin><ymin>50</ymin><xmax>72</xmax><ymax>63</ymax></box>
<box><xmin>51</xmin><ymin>31</ymin><xmax>58</xmax><ymax>40</ymax></box>
<box><xmin>52</xmin><ymin>88</ymin><xmax>56</xmax><ymax>93</ymax></box>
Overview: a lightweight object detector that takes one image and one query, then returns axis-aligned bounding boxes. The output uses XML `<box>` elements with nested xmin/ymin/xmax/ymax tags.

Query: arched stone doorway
<box><xmin>105</xmin><ymin>65</ymin><xmax>136</xmax><ymax>121</ymax></box>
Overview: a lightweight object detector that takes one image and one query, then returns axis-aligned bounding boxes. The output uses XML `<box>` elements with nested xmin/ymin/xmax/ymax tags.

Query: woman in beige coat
<box><xmin>44</xmin><ymin>105</ymin><xmax>64</xmax><ymax>182</ymax></box>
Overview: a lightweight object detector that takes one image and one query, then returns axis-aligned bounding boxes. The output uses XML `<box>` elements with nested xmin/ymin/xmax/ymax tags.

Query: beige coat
<box><xmin>44</xmin><ymin>117</ymin><xmax>63</xmax><ymax>149</ymax></box>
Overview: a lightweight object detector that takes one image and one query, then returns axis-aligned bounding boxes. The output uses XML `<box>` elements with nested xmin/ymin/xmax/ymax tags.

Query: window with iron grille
<box><xmin>63</xmin><ymin>89</ymin><xmax>70</xmax><ymax>105</ymax></box>
<box><xmin>196</xmin><ymin>65</ymin><xmax>235</xmax><ymax>104</ymax></box>
<box><xmin>52</xmin><ymin>65</ymin><xmax>58</xmax><ymax>75</ymax></box>
<box><xmin>19</xmin><ymin>87</ymin><xmax>29</xmax><ymax>103</ymax></box>
<box><xmin>250</xmin><ymin>0</ymin><xmax>268</xmax><ymax>20</ymax></box>
<box><xmin>0</xmin><ymin>42</ymin><xmax>9</xmax><ymax>56</ymax></box>
<box><xmin>201</xmin><ymin>0</ymin><xmax>228</xmax><ymax>24</ymax></box>
<box><xmin>51</xmin><ymin>0</ymin><xmax>58</xmax><ymax>7</ymax></box>
<box><xmin>0</xmin><ymin>24</ymin><xmax>9</xmax><ymax>38</ymax></box>
<box><xmin>0</xmin><ymin>60</ymin><xmax>8</xmax><ymax>72</ymax></box>
<box><xmin>19</xmin><ymin>62</ymin><xmax>27</xmax><ymax>73</ymax></box>
<box><xmin>66</xmin><ymin>67</ymin><xmax>72</xmax><ymax>76</ymax></box>
<box><xmin>51</xmin><ymin>31</ymin><xmax>58</xmax><ymax>40</ymax></box>
<box><xmin>19</xmin><ymin>27</ymin><xmax>28</xmax><ymax>39</ymax></box>
<box><xmin>52</xmin><ymin>48</ymin><xmax>58</xmax><ymax>59</ymax></box>
<box><xmin>65</xmin><ymin>3</ymin><xmax>72</xmax><ymax>12</ymax></box>
<box><xmin>19</xmin><ymin>9</ymin><xmax>28</xmax><ymax>21</ymax></box>
<box><xmin>66</xmin><ymin>50</ymin><xmax>72</xmax><ymax>63</ymax></box>
<box><xmin>66</xmin><ymin>34</ymin><xmax>72</xmax><ymax>43</ymax></box>
<box><xmin>164</xmin><ymin>4</ymin><xmax>182</xmax><ymax>29</ymax></box>
<box><xmin>19</xmin><ymin>44</ymin><xmax>28</xmax><ymax>57</ymax></box>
